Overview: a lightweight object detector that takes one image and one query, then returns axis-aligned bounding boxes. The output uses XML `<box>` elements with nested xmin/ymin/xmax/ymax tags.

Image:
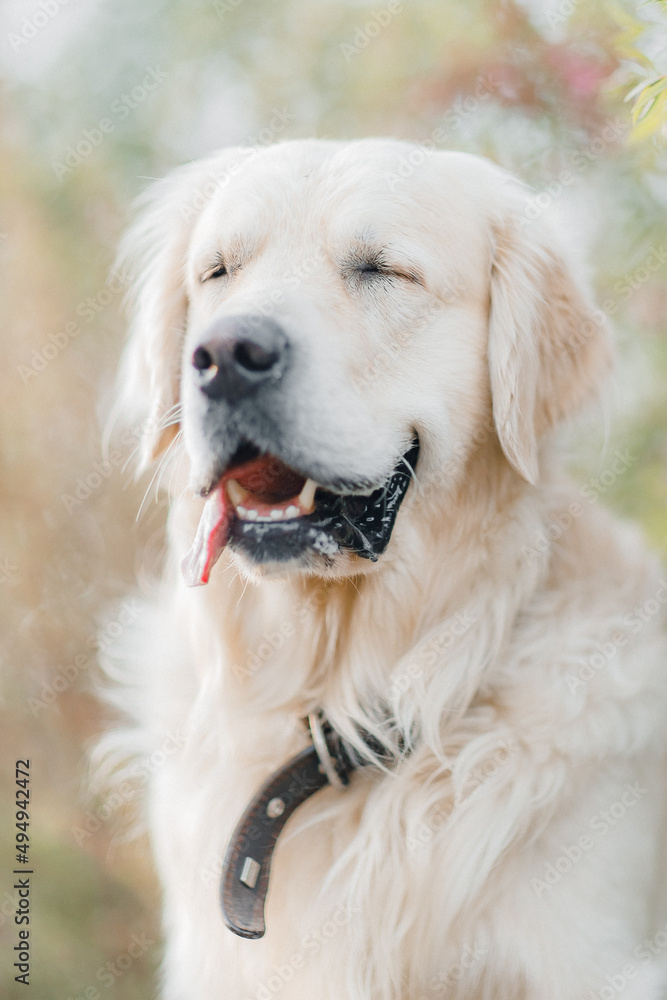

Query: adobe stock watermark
<box><xmin>540</xmin><ymin>245</ymin><xmax>667</xmax><ymax>373</ymax></box>
<box><xmin>52</xmin><ymin>67</ymin><xmax>168</xmax><ymax>180</ymax></box>
<box><xmin>454</xmin><ymin>737</ymin><xmax>520</xmax><ymax>806</ymax></box>
<box><xmin>232</xmin><ymin>586</ymin><xmax>327</xmax><ymax>681</ymax></box>
<box><xmin>601</xmin><ymin>245</ymin><xmax>667</xmax><ymax>314</ymax></box>
<box><xmin>406</xmin><ymin>737</ymin><xmax>520</xmax><ymax>854</ymax></box>
<box><xmin>388</xmin><ymin>611</ymin><xmax>477</xmax><ymax>704</ymax></box>
<box><xmin>517</xmin><ymin>117</ymin><xmax>627</xmax><ymax>229</ymax></box>
<box><xmin>54</xmin><ymin>402</ymin><xmax>161</xmax><ymax>516</ymax></box>
<box><xmin>521</xmin><ymin>448</ymin><xmax>637</xmax><ymax>562</ymax></box>
<box><xmin>60</xmin><ymin>449</ymin><xmax>125</xmax><ymax>515</ymax></box>
<box><xmin>352</xmin><ymin>292</ymin><xmax>457</xmax><ymax>393</ymax></box>
<box><xmin>565</xmin><ymin>578</ymin><xmax>667</xmax><ymax>695</ymax></box>
<box><xmin>384</xmin><ymin>74</ymin><xmax>499</xmax><ymax>192</ymax></box>
<box><xmin>530</xmin><ymin>244</ymin><xmax>666</xmax><ymax>358</ymax></box>
<box><xmin>65</xmin><ymin>930</ymin><xmax>154</xmax><ymax>999</ymax></box>
<box><xmin>72</xmin><ymin>729</ymin><xmax>186</xmax><ymax>846</ymax></box>
<box><xmin>546</xmin><ymin>0</ymin><xmax>586</xmax><ymax>29</ymax></box>
<box><xmin>340</xmin><ymin>1</ymin><xmax>403</xmax><ymax>63</ymax></box>
<box><xmin>420</xmin><ymin>941</ymin><xmax>489</xmax><ymax>998</ymax></box>
<box><xmin>0</xmin><ymin>556</ymin><xmax>18</xmax><ymax>585</ymax></box>
<box><xmin>213</xmin><ymin>0</ymin><xmax>243</xmax><ymax>18</ymax></box>
<box><xmin>238</xmin><ymin>902</ymin><xmax>360</xmax><ymax>1000</ymax></box>
<box><xmin>530</xmin><ymin>779</ymin><xmax>647</xmax><ymax>895</ymax></box>
<box><xmin>0</xmin><ymin>889</ymin><xmax>20</xmax><ymax>930</ymax></box>
<box><xmin>179</xmin><ymin>108</ymin><xmax>296</xmax><ymax>220</ymax></box>
<box><xmin>236</xmin><ymin>243</ymin><xmax>328</xmax><ymax>331</ymax></box>
<box><xmin>7</xmin><ymin>0</ymin><xmax>71</xmax><ymax>52</ymax></box>
<box><xmin>438</xmin><ymin>74</ymin><xmax>501</xmax><ymax>134</ymax></box>
<box><xmin>17</xmin><ymin>269</ymin><xmax>131</xmax><ymax>382</ymax></box>
<box><xmin>583</xmin><ymin>921</ymin><xmax>667</xmax><ymax>1000</ymax></box>
<box><xmin>525</xmin><ymin>244</ymin><xmax>666</xmax><ymax>365</ymax></box>
<box><xmin>28</xmin><ymin>600</ymin><xmax>141</xmax><ymax>716</ymax></box>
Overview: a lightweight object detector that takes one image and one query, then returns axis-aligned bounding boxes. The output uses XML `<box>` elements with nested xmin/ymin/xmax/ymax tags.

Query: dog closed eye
<box><xmin>201</xmin><ymin>255</ymin><xmax>229</xmax><ymax>282</ymax></box>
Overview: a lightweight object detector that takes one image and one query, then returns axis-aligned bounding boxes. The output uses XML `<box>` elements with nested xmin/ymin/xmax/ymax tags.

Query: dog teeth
<box><xmin>229</xmin><ymin>477</ymin><xmax>313</xmax><ymax>523</ymax></box>
<box><xmin>235</xmin><ymin>505</ymin><xmax>302</xmax><ymax>523</ymax></box>
<box><xmin>298</xmin><ymin>478</ymin><xmax>318</xmax><ymax>513</ymax></box>
<box><xmin>235</xmin><ymin>506</ymin><xmax>261</xmax><ymax>521</ymax></box>
<box><xmin>226</xmin><ymin>479</ymin><xmax>249</xmax><ymax>506</ymax></box>
<box><xmin>235</xmin><ymin>508</ymin><xmax>261</xmax><ymax>521</ymax></box>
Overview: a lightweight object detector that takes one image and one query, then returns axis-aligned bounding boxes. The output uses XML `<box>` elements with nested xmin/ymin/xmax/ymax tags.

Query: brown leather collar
<box><xmin>220</xmin><ymin>712</ymin><xmax>389</xmax><ymax>938</ymax></box>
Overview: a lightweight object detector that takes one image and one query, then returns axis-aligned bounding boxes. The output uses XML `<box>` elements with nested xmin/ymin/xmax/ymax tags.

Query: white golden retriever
<box><xmin>102</xmin><ymin>139</ymin><xmax>667</xmax><ymax>1000</ymax></box>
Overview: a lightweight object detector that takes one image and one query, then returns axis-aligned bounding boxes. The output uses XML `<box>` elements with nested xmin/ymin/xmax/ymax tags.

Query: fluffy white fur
<box><xmin>100</xmin><ymin>139</ymin><xmax>667</xmax><ymax>1000</ymax></box>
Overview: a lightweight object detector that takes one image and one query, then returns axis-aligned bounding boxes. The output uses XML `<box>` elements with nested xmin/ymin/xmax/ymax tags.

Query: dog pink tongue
<box><xmin>181</xmin><ymin>487</ymin><xmax>231</xmax><ymax>587</ymax></box>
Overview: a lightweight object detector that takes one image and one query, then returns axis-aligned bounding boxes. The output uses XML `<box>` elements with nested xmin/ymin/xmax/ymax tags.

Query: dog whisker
<box><xmin>235</xmin><ymin>575</ymin><xmax>251</xmax><ymax>609</ymax></box>
<box><xmin>155</xmin><ymin>402</ymin><xmax>183</xmax><ymax>431</ymax></box>
<box><xmin>398</xmin><ymin>455</ymin><xmax>421</xmax><ymax>493</ymax></box>
<box><xmin>135</xmin><ymin>431</ymin><xmax>184</xmax><ymax>522</ymax></box>
<box><xmin>121</xmin><ymin>439</ymin><xmax>143</xmax><ymax>476</ymax></box>
<box><xmin>163</xmin><ymin>431</ymin><xmax>186</xmax><ymax>496</ymax></box>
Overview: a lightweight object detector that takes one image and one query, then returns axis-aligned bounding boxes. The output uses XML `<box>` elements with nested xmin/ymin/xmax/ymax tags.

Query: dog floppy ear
<box><xmin>112</xmin><ymin>161</ymin><xmax>208</xmax><ymax>469</ymax></box>
<box><xmin>488</xmin><ymin>216</ymin><xmax>612</xmax><ymax>484</ymax></box>
<box><xmin>111</xmin><ymin>152</ymin><xmax>249</xmax><ymax>469</ymax></box>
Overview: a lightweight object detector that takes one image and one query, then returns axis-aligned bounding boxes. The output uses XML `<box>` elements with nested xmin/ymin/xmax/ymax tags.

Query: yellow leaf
<box><xmin>629</xmin><ymin>90</ymin><xmax>667</xmax><ymax>143</ymax></box>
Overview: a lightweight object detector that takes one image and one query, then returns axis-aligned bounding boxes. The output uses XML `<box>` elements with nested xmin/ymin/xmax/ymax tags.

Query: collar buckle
<box><xmin>307</xmin><ymin>711</ymin><xmax>351</xmax><ymax>791</ymax></box>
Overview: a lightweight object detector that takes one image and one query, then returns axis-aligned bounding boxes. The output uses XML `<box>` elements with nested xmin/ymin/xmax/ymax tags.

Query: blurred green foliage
<box><xmin>1</xmin><ymin>0</ymin><xmax>666</xmax><ymax>996</ymax></box>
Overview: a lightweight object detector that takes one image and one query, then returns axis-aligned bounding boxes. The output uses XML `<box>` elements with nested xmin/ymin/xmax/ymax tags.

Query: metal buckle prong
<box><xmin>308</xmin><ymin>712</ymin><xmax>347</xmax><ymax>791</ymax></box>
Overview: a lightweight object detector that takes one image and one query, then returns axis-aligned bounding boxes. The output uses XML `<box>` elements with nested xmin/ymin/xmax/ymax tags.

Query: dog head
<box><xmin>114</xmin><ymin>139</ymin><xmax>610</xmax><ymax>582</ymax></box>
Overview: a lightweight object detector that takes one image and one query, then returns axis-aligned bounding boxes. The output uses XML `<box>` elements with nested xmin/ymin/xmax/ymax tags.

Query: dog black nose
<box><xmin>192</xmin><ymin>316</ymin><xmax>289</xmax><ymax>402</ymax></box>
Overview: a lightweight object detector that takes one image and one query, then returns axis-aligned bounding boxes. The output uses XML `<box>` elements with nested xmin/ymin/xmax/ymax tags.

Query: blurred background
<box><xmin>0</xmin><ymin>0</ymin><xmax>666</xmax><ymax>996</ymax></box>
